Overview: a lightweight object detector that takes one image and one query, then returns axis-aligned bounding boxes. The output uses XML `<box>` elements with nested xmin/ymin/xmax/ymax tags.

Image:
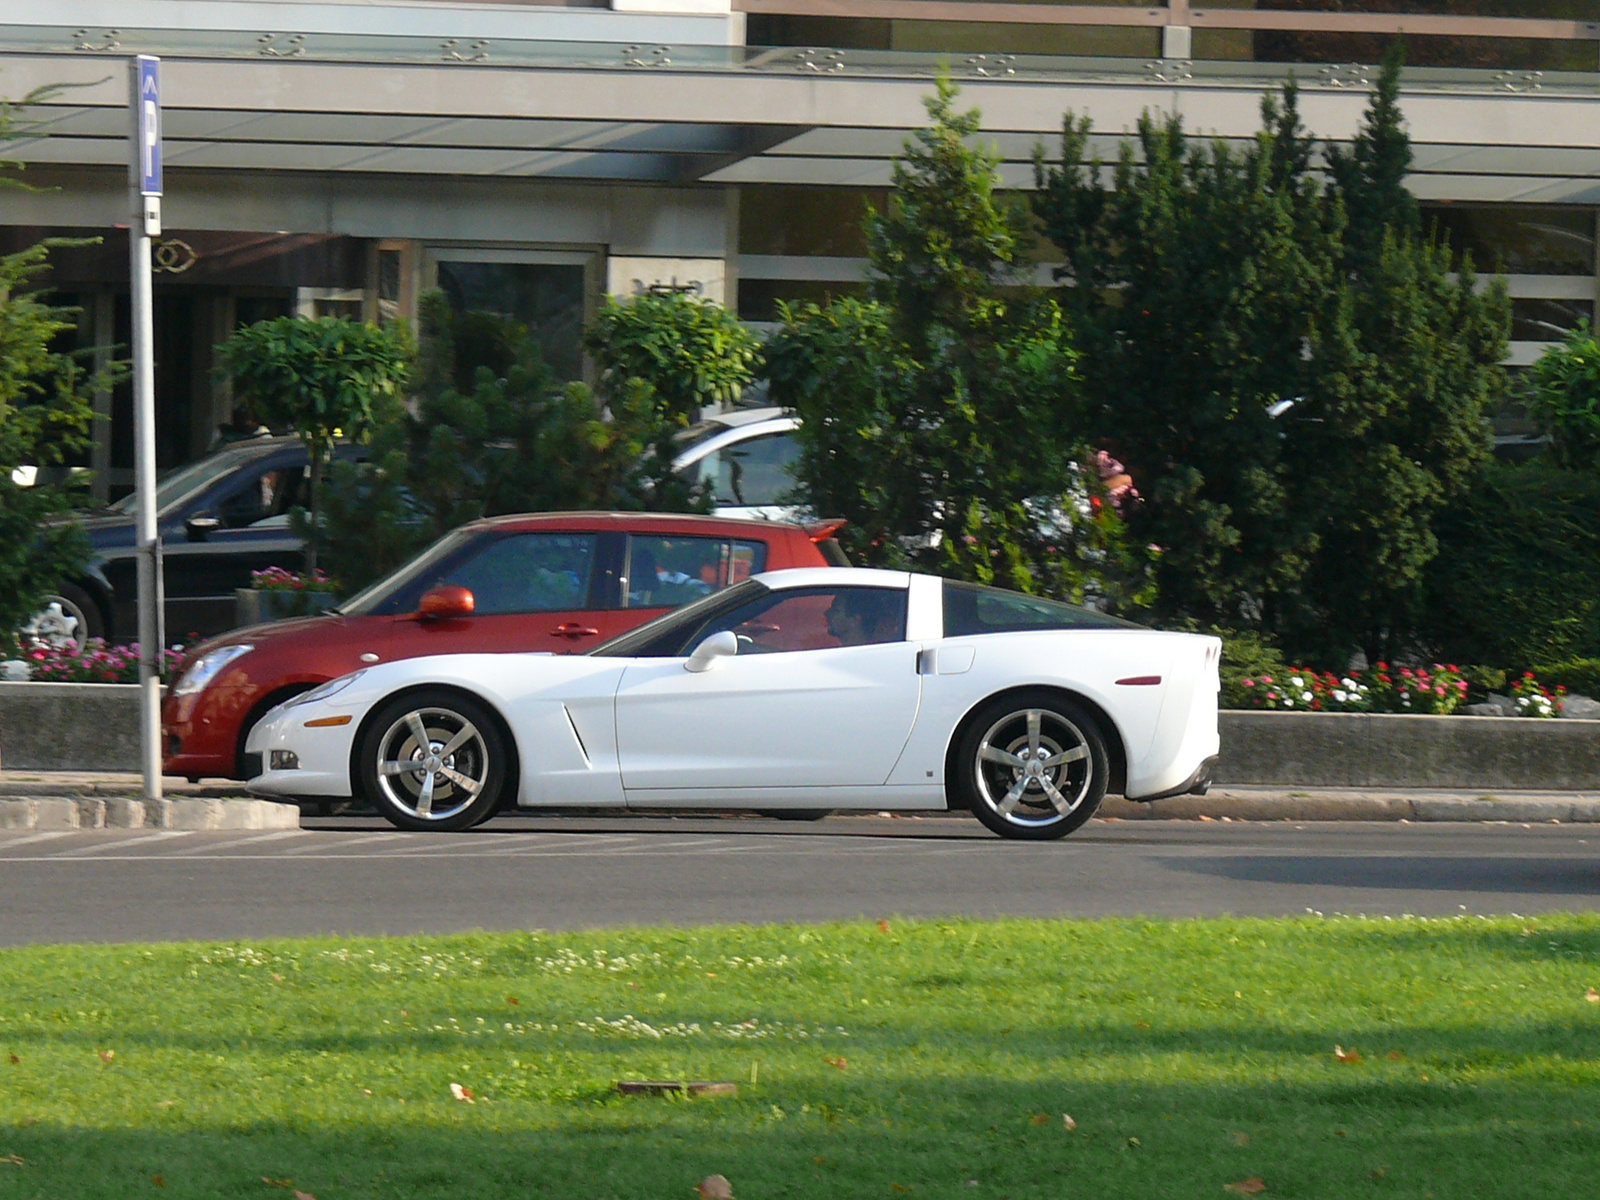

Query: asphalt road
<box><xmin>3</xmin><ymin>813</ymin><xmax>1598</xmax><ymax>946</ymax></box>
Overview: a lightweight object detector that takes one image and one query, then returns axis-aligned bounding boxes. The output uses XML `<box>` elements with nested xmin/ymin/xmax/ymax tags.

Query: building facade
<box><xmin>2</xmin><ymin>0</ymin><xmax>1598</xmax><ymax>494</ymax></box>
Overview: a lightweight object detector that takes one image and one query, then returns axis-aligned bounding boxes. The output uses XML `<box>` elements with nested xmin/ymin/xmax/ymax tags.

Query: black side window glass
<box><xmin>393</xmin><ymin>533</ymin><xmax>598</xmax><ymax>616</ymax></box>
<box><xmin>942</xmin><ymin>580</ymin><xmax>1140</xmax><ymax>636</ymax></box>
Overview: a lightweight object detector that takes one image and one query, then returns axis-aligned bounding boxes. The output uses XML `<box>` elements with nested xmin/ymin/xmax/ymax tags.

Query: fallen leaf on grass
<box><xmin>400</xmin><ymin>1010</ymin><xmax>410</xmax><ymax>1017</ymax></box>
<box><xmin>813</xmin><ymin>1156</ymin><xmax>827</xmax><ymax>1166</ymax></box>
<box><xmin>271</xmin><ymin>973</ymin><xmax>283</xmax><ymax>982</ymax></box>
<box><xmin>506</xmin><ymin>996</ymin><xmax>520</xmax><ymax>1006</ymax></box>
<box><xmin>6</xmin><ymin>1054</ymin><xmax>16</xmax><ymax>1065</ymax></box>
<box><xmin>1063</xmin><ymin>1114</ymin><xmax>1077</xmax><ymax>1131</ymax></box>
<box><xmin>697</xmin><ymin>1175</ymin><xmax>733</xmax><ymax>1200</ymax></box>
<box><xmin>294</xmin><ymin>1191</ymin><xmax>317</xmax><ymax>1200</ymax></box>
<box><xmin>1223</xmin><ymin>1178</ymin><xmax>1266</xmax><ymax>1195</ymax></box>
<box><xmin>1387</xmin><ymin>1051</ymin><xmax>1405</xmax><ymax>1061</ymax></box>
<box><xmin>1126</xmin><ymin>1136</ymin><xmax>1142</xmax><ymax>1148</ymax></box>
<box><xmin>825</xmin><ymin>1056</ymin><xmax>848</xmax><ymax>1071</ymax></box>
<box><xmin>98</xmin><ymin>1050</ymin><xmax>115</xmax><ymax>1064</ymax></box>
<box><xmin>155</xmin><ymin>1100</ymin><xmax>175</xmax><ymax>1109</ymax></box>
<box><xmin>449</xmin><ymin>1083</ymin><xmax>475</xmax><ymax>1104</ymax></box>
<box><xmin>151</xmin><ymin>1174</ymin><xmax>166</xmax><ymax>1187</ymax></box>
<box><xmin>262</xmin><ymin>1178</ymin><xmax>294</xmax><ymax>1189</ymax></box>
<box><xmin>890</xmin><ymin>1185</ymin><xmax>914</xmax><ymax>1195</ymax></box>
<box><xmin>1334</xmin><ymin>1045</ymin><xmax>1361</xmax><ymax>1064</ymax></box>
<box><xmin>1029</xmin><ymin>1113</ymin><xmax>1051</xmax><ymax>1126</ymax></box>
<box><xmin>1371</xmin><ymin>1167</ymin><xmax>1388</xmax><ymax>1179</ymax></box>
<box><xmin>1232</xmin><ymin>1131</ymin><xmax>1250</xmax><ymax>1146</ymax></box>
<box><xmin>2</xmin><ymin>1155</ymin><xmax>24</xmax><ymax>1167</ymax></box>
<box><xmin>361</xmin><ymin>1089</ymin><xmax>373</xmax><ymax>1097</ymax></box>
<box><xmin>1586</xmin><ymin>987</ymin><xmax>1599</xmax><ymax>1003</ymax></box>
<box><xmin>877</xmin><ymin>919</ymin><xmax>891</xmax><ymax>933</ymax></box>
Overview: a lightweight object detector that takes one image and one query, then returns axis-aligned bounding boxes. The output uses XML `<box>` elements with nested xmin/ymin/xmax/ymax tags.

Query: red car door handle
<box><xmin>551</xmin><ymin>622</ymin><xmax>600</xmax><ymax>639</ymax></box>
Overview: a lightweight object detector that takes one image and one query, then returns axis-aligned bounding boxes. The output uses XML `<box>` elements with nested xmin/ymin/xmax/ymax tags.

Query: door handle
<box><xmin>550</xmin><ymin>622</ymin><xmax>600</xmax><ymax>639</ymax></box>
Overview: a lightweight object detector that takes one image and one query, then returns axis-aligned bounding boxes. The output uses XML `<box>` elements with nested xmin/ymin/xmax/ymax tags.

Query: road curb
<box><xmin>0</xmin><ymin>797</ymin><xmax>300</xmax><ymax>831</ymax></box>
<box><xmin>1100</xmin><ymin>789</ymin><xmax>1600</xmax><ymax>823</ymax></box>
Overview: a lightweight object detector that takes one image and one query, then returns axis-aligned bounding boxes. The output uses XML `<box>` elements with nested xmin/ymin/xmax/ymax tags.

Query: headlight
<box><xmin>286</xmin><ymin>670</ymin><xmax>366</xmax><ymax>708</ymax></box>
<box><xmin>171</xmin><ymin>644</ymin><xmax>254</xmax><ymax>696</ymax></box>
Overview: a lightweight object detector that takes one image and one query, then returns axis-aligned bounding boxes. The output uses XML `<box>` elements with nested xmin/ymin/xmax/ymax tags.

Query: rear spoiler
<box><xmin>804</xmin><ymin>518</ymin><xmax>851</xmax><ymax>567</ymax></box>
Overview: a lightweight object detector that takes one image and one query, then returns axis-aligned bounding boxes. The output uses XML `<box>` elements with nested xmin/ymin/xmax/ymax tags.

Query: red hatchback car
<box><xmin>163</xmin><ymin>511</ymin><xmax>846</xmax><ymax>781</ymax></box>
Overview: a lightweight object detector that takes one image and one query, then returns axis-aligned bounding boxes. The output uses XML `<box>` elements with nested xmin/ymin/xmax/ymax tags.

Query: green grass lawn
<box><xmin>2</xmin><ymin>915</ymin><xmax>1599</xmax><ymax>1199</ymax></box>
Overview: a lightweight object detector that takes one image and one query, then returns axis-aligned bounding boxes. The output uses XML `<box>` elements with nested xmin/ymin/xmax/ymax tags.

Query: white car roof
<box><xmin>753</xmin><ymin>566</ymin><xmax>912</xmax><ymax>590</ymax></box>
<box><xmin>707</xmin><ymin>406</ymin><xmax>789</xmax><ymax>429</ymax></box>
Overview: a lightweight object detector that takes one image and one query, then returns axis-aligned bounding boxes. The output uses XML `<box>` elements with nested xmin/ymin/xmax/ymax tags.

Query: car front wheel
<box><xmin>954</xmin><ymin>691</ymin><xmax>1108</xmax><ymax>841</ymax></box>
<box><xmin>357</xmin><ymin>690</ymin><xmax>507</xmax><ymax>832</ymax></box>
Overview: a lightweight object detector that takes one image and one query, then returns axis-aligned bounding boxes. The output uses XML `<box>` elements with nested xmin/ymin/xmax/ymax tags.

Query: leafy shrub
<box><xmin>1214</xmin><ymin>627</ymin><xmax>1289</xmax><ymax>708</ymax></box>
<box><xmin>0</xmin><ymin>634</ymin><xmax>183</xmax><ymax>683</ymax></box>
<box><xmin>1231</xmin><ymin>663</ymin><xmax>1467</xmax><ymax>714</ymax></box>
<box><xmin>1530</xmin><ymin>657</ymin><xmax>1600</xmax><ymax>698</ymax></box>
<box><xmin>1510</xmin><ymin>672</ymin><xmax>1564</xmax><ymax>718</ymax></box>
<box><xmin>1526</xmin><ymin>323</ymin><xmax>1600</xmax><ymax>472</ymax></box>
<box><xmin>250</xmin><ymin>567</ymin><xmax>339</xmax><ymax>595</ymax></box>
<box><xmin>1423</xmin><ymin>462</ymin><xmax>1600</xmax><ymax>669</ymax></box>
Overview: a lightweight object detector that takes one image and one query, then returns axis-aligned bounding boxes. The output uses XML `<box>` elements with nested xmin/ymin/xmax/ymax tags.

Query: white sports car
<box><xmin>246</xmin><ymin>568</ymin><xmax>1220</xmax><ymax>840</ymax></box>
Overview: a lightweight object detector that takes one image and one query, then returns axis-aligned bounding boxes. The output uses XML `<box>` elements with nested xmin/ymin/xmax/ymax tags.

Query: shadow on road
<box><xmin>1164</xmin><ymin>854</ymin><xmax>1600</xmax><ymax>894</ymax></box>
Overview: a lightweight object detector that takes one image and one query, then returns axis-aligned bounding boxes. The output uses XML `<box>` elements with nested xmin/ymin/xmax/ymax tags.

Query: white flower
<box><xmin>1301</xmin><ymin>690</ymin><xmax>1313</xmax><ymax>702</ymax></box>
<box><xmin>1290</xmin><ymin>676</ymin><xmax>1304</xmax><ymax>687</ymax></box>
<box><xmin>1333</xmin><ymin>690</ymin><xmax>1348</xmax><ymax>703</ymax></box>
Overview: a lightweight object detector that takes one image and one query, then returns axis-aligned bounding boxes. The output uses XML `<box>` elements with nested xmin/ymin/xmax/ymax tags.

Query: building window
<box><xmin>1423</xmin><ymin>205</ymin><xmax>1595</xmax><ymax>277</ymax></box>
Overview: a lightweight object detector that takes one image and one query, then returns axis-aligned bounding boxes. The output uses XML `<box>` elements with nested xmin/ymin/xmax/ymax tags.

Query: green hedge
<box><xmin>1422</xmin><ymin>462</ymin><xmax>1600</xmax><ymax>671</ymax></box>
<box><xmin>1532</xmin><ymin>657</ymin><xmax>1600</xmax><ymax>698</ymax></box>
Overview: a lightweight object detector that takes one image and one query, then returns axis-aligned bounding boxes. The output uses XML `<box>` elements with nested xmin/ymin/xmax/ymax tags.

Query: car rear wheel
<box><xmin>954</xmin><ymin>691</ymin><xmax>1108</xmax><ymax>841</ymax></box>
<box><xmin>357</xmin><ymin>690</ymin><xmax>507</xmax><ymax>832</ymax></box>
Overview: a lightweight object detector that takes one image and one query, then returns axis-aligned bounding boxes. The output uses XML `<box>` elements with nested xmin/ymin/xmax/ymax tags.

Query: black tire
<box><xmin>22</xmin><ymin>582</ymin><xmax>103</xmax><ymax>650</ymax></box>
<box><xmin>758</xmin><ymin>809</ymin><xmax>833</xmax><ymax>822</ymax></box>
<box><xmin>356</xmin><ymin>689</ymin><xmax>508</xmax><ymax>832</ymax></box>
<box><xmin>952</xmin><ymin>690</ymin><xmax>1108</xmax><ymax>841</ymax></box>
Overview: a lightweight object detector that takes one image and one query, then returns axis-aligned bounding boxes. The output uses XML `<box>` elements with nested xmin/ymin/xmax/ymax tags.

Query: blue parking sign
<box><xmin>137</xmin><ymin>55</ymin><xmax>161</xmax><ymax>196</ymax></box>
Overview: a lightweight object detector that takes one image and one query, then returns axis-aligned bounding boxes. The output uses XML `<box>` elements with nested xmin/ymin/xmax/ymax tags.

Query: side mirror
<box><xmin>418</xmin><ymin>585</ymin><xmax>475</xmax><ymax>621</ymax></box>
<box><xmin>185</xmin><ymin>515</ymin><xmax>220</xmax><ymax>542</ymax></box>
<box><xmin>684</xmin><ymin>630</ymin><xmax>739</xmax><ymax>673</ymax></box>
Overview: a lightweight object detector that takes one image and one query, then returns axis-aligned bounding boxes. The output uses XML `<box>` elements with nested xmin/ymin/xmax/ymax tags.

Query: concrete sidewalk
<box><xmin>2</xmin><ymin>771</ymin><xmax>1599</xmax><ymax>825</ymax></box>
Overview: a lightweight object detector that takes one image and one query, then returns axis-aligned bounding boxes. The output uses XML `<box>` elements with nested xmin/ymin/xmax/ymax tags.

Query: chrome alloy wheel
<box><xmin>972</xmin><ymin>707</ymin><xmax>1092</xmax><ymax>827</ymax></box>
<box><xmin>372</xmin><ymin>707</ymin><xmax>490</xmax><ymax>822</ymax></box>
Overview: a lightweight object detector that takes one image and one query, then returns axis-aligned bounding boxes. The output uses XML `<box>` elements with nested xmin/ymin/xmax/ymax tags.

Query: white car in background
<box><xmin>671</xmin><ymin>406</ymin><xmax>801</xmax><ymax>522</ymax></box>
<box><xmin>246</xmin><ymin>568</ymin><xmax>1221</xmax><ymax>839</ymax></box>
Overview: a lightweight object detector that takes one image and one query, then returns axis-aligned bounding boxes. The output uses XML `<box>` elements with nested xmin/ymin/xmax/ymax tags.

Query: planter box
<box><xmin>1214</xmin><ymin>710</ymin><xmax>1600</xmax><ymax>791</ymax></box>
<box><xmin>0</xmin><ymin>682</ymin><xmax>145</xmax><ymax>771</ymax></box>
<box><xmin>235</xmin><ymin>588</ymin><xmax>338</xmax><ymax>626</ymax></box>
<box><xmin>1</xmin><ymin>685</ymin><xmax>1597</xmax><ymax>786</ymax></box>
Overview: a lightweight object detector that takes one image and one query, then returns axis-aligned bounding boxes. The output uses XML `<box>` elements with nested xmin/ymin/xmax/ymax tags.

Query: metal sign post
<box><xmin>129</xmin><ymin>55</ymin><xmax>163</xmax><ymax>800</ymax></box>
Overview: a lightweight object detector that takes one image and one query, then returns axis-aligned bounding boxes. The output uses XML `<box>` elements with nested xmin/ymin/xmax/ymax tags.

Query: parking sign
<box><xmin>136</xmin><ymin>55</ymin><xmax>161</xmax><ymax>196</ymax></box>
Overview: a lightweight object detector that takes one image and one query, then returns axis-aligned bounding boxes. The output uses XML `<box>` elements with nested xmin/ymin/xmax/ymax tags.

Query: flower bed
<box><xmin>0</xmin><ymin>636</ymin><xmax>185</xmax><ymax>684</ymax></box>
<box><xmin>1235</xmin><ymin>662</ymin><xmax>1471</xmax><ymax>714</ymax></box>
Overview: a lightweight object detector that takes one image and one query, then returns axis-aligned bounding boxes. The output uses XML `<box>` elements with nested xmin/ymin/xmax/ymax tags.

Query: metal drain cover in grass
<box><xmin>617</xmin><ymin>1080</ymin><xmax>738</xmax><ymax>1097</ymax></box>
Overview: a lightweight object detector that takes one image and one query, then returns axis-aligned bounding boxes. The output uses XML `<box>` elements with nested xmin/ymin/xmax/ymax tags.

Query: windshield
<box><xmin>106</xmin><ymin>444</ymin><xmax>280</xmax><ymax>518</ymax></box>
<box><xmin>591</xmin><ymin>579</ymin><xmax>768</xmax><ymax>658</ymax></box>
<box><xmin>338</xmin><ymin>529</ymin><xmax>476</xmax><ymax>616</ymax></box>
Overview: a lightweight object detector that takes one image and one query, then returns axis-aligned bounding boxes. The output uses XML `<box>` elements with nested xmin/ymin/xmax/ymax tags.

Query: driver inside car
<box><xmin>823</xmin><ymin>590</ymin><xmax>904</xmax><ymax>648</ymax></box>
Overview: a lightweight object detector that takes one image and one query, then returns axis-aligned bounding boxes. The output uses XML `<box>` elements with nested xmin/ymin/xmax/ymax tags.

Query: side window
<box><xmin>625</xmin><ymin>536</ymin><xmax>769</xmax><ymax>608</ymax></box>
<box><xmin>693</xmin><ymin>586</ymin><xmax>907</xmax><ymax>655</ymax></box>
<box><xmin>942</xmin><ymin>580</ymin><xmax>1139</xmax><ymax>636</ymax></box>
<box><xmin>217</xmin><ymin>466</ymin><xmax>306</xmax><ymax>529</ymax></box>
<box><xmin>415</xmin><ymin>533</ymin><xmax>598</xmax><ymax>616</ymax></box>
<box><xmin>695</xmin><ymin>432</ymin><xmax>800</xmax><ymax>507</ymax></box>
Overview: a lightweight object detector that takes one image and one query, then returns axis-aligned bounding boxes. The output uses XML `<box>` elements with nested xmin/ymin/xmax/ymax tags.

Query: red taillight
<box><xmin>1116</xmin><ymin>675</ymin><xmax>1162</xmax><ymax>686</ymax></box>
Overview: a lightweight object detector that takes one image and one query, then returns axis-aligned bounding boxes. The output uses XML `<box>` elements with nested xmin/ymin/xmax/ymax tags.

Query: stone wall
<box><xmin>1</xmin><ymin>684</ymin><xmax>1597</xmax><ymax>789</ymax></box>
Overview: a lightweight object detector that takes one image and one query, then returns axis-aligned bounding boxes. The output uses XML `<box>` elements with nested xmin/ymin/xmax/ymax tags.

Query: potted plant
<box><xmin>236</xmin><ymin>567</ymin><xmax>341</xmax><ymax>624</ymax></box>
